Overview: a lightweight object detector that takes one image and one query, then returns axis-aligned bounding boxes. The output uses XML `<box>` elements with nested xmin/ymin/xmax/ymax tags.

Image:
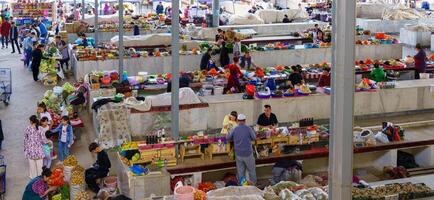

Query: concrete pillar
<box><xmin>212</xmin><ymin>0</ymin><xmax>219</xmax><ymax>27</ymax></box>
<box><xmin>328</xmin><ymin>0</ymin><xmax>356</xmax><ymax>199</ymax></box>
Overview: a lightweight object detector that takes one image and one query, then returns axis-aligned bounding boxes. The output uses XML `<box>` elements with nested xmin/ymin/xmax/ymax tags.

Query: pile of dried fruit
<box><xmin>70</xmin><ymin>165</ymin><xmax>85</xmax><ymax>185</ymax></box>
<box><xmin>194</xmin><ymin>189</ymin><xmax>206</xmax><ymax>200</ymax></box>
<box><xmin>73</xmin><ymin>191</ymin><xmax>91</xmax><ymax>200</ymax></box>
<box><xmin>198</xmin><ymin>182</ymin><xmax>216</xmax><ymax>193</ymax></box>
<box><xmin>64</xmin><ymin>155</ymin><xmax>78</xmax><ymax>167</ymax></box>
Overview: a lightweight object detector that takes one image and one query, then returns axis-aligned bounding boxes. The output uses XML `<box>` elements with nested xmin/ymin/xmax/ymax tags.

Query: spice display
<box><xmin>64</xmin><ymin>155</ymin><xmax>78</xmax><ymax>167</ymax></box>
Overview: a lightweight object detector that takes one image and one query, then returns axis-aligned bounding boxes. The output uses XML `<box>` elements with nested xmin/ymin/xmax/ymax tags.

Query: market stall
<box><xmin>356</xmin><ymin>18</ymin><xmax>434</xmax><ymax>33</ymax></box>
<box><xmin>72</xmin><ymin>43</ymin><xmax>403</xmax><ymax>80</ymax></box>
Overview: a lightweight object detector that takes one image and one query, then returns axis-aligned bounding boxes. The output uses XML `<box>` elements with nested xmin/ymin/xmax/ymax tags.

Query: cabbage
<box><xmin>62</xmin><ymin>82</ymin><xmax>75</xmax><ymax>94</ymax></box>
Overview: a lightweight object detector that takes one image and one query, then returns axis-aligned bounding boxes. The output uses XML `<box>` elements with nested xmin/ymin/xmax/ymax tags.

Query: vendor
<box><xmin>226</xmin><ymin>114</ymin><xmax>257</xmax><ymax>185</ymax></box>
<box><xmin>224</xmin><ymin>57</ymin><xmax>243</xmax><ymax>94</ymax></box>
<box><xmin>271</xmin><ymin>160</ymin><xmax>302</xmax><ymax>184</ymax></box>
<box><xmin>79</xmin><ymin>33</ymin><xmax>88</xmax><ymax>47</ymax></box>
<box><xmin>288</xmin><ymin>65</ymin><xmax>304</xmax><ymax>86</ymax></box>
<box><xmin>282</xmin><ymin>15</ymin><xmax>291</xmax><ymax>23</ymax></box>
<box><xmin>317</xmin><ymin>67</ymin><xmax>331</xmax><ymax>87</ymax></box>
<box><xmin>220</xmin><ymin>41</ymin><xmax>230</xmax><ymax>68</ymax></box>
<box><xmin>414</xmin><ymin>43</ymin><xmax>427</xmax><ymax>79</ymax></box>
<box><xmin>221</xmin><ymin>111</ymin><xmax>238</xmax><ymax>134</ymax></box>
<box><xmin>85</xmin><ymin>142</ymin><xmax>111</xmax><ymax>193</ymax></box>
<box><xmin>166</xmin><ymin>72</ymin><xmax>191</xmax><ymax>92</ymax></box>
<box><xmin>369</xmin><ymin>64</ymin><xmax>386</xmax><ymax>82</ymax></box>
<box><xmin>257</xmin><ymin>105</ymin><xmax>278</xmax><ymax>128</ymax></box>
<box><xmin>156</xmin><ymin>2</ymin><xmax>164</xmax><ymax>15</ymax></box>
<box><xmin>22</xmin><ymin>167</ymin><xmax>57</xmax><ymax>200</ymax></box>
<box><xmin>200</xmin><ymin>48</ymin><xmax>212</xmax><ymax>70</ymax></box>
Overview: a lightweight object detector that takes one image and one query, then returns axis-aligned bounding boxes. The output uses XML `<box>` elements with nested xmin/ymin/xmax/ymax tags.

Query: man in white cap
<box><xmin>226</xmin><ymin>114</ymin><xmax>257</xmax><ymax>184</ymax></box>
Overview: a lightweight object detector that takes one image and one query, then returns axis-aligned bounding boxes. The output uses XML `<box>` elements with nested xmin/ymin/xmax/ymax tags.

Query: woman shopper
<box><xmin>24</xmin><ymin>115</ymin><xmax>47</xmax><ymax>179</ymax></box>
<box><xmin>220</xmin><ymin>41</ymin><xmax>230</xmax><ymax>68</ymax></box>
<box><xmin>31</xmin><ymin>44</ymin><xmax>46</xmax><ymax>81</ymax></box>
<box><xmin>22</xmin><ymin>167</ymin><xmax>57</xmax><ymax>200</ymax></box>
<box><xmin>224</xmin><ymin>57</ymin><xmax>243</xmax><ymax>94</ymax></box>
<box><xmin>54</xmin><ymin>35</ymin><xmax>69</xmax><ymax>70</ymax></box>
<box><xmin>414</xmin><ymin>43</ymin><xmax>427</xmax><ymax>79</ymax></box>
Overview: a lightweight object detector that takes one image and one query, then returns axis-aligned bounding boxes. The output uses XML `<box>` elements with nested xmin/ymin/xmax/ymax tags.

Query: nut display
<box><xmin>73</xmin><ymin>191</ymin><xmax>91</xmax><ymax>200</ymax></box>
<box><xmin>64</xmin><ymin>155</ymin><xmax>78</xmax><ymax>167</ymax></box>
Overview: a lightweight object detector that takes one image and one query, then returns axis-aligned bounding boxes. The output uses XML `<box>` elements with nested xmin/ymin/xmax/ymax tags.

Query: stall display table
<box><xmin>198</xmin><ymin>21</ymin><xmax>328</xmax><ymax>40</ymax></box>
<box><xmin>356</xmin><ymin>18</ymin><xmax>434</xmax><ymax>33</ymax></box>
<box><xmin>202</xmin><ymin>79</ymin><xmax>434</xmax><ymax>129</ymax></box>
<box><xmin>400</xmin><ymin>28</ymin><xmax>432</xmax><ymax>47</ymax></box>
<box><xmin>67</xmin><ymin>29</ymin><xmax>168</xmax><ymax>43</ymax></box>
<box><xmin>241</xmin><ymin>36</ymin><xmax>312</xmax><ymax>45</ymax></box>
<box><xmin>166</xmin><ymin>124</ymin><xmax>434</xmax><ymax>187</ymax></box>
<box><xmin>116</xmin><ymin>154</ymin><xmax>171</xmax><ymax>199</ymax></box>
<box><xmin>73</xmin><ymin>44</ymin><xmax>402</xmax><ymax>80</ymax></box>
<box><xmin>431</xmin><ymin>34</ymin><xmax>434</xmax><ymax>52</ymax></box>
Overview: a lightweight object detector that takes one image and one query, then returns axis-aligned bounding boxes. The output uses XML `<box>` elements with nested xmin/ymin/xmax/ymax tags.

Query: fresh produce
<box><xmin>62</xmin><ymin>82</ymin><xmax>75</xmax><ymax>94</ymax></box>
<box><xmin>131</xmin><ymin>153</ymin><xmax>140</xmax><ymax>162</ymax></box>
<box><xmin>122</xmin><ymin>142</ymin><xmax>138</xmax><ymax>150</ymax></box>
<box><xmin>73</xmin><ymin>191</ymin><xmax>91</xmax><ymax>200</ymax></box>
<box><xmin>64</xmin><ymin>155</ymin><xmax>78</xmax><ymax>167</ymax></box>
<box><xmin>48</xmin><ymin>167</ymin><xmax>65</xmax><ymax>186</ymax></box>
<box><xmin>298</xmin><ymin>85</ymin><xmax>312</xmax><ymax>94</ymax></box>
<box><xmin>198</xmin><ymin>182</ymin><xmax>216</xmax><ymax>193</ymax></box>
<box><xmin>194</xmin><ymin>189</ymin><xmax>206</xmax><ymax>200</ymax></box>
<box><xmin>71</xmin><ymin>165</ymin><xmax>85</xmax><ymax>185</ymax></box>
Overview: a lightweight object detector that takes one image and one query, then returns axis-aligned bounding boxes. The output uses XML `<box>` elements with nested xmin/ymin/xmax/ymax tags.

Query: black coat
<box><xmin>9</xmin><ymin>26</ymin><xmax>18</xmax><ymax>40</ymax></box>
<box><xmin>220</xmin><ymin>46</ymin><xmax>230</xmax><ymax>68</ymax></box>
<box><xmin>0</xmin><ymin>120</ymin><xmax>4</xmax><ymax>141</ymax></box>
<box><xmin>31</xmin><ymin>49</ymin><xmax>43</xmax><ymax>70</ymax></box>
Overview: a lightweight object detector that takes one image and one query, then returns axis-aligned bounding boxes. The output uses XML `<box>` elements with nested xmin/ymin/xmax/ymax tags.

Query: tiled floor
<box><xmin>0</xmin><ymin>47</ymin><xmax>96</xmax><ymax>200</ymax></box>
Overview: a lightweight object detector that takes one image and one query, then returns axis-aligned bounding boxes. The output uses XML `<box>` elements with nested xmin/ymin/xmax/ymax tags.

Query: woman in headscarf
<box><xmin>224</xmin><ymin>57</ymin><xmax>243</xmax><ymax>94</ymax></box>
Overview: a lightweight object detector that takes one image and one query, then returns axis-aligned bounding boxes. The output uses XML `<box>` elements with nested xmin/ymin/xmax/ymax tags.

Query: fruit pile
<box><xmin>71</xmin><ymin>165</ymin><xmax>85</xmax><ymax>185</ymax></box>
<box><xmin>198</xmin><ymin>182</ymin><xmax>216</xmax><ymax>193</ymax></box>
<box><xmin>64</xmin><ymin>155</ymin><xmax>78</xmax><ymax>167</ymax></box>
<box><xmin>194</xmin><ymin>189</ymin><xmax>206</xmax><ymax>200</ymax></box>
<box><xmin>47</xmin><ymin>167</ymin><xmax>65</xmax><ymax>186</ymax></box>
<box><xmin>73</xmin><ymin>191</ymin><xmax>91</xmax><ymax>200</ymax></box>
<box><xmin>121</xmin><ymin>142</ymin><xmax>139</xmax><ymax>150</ymax></box>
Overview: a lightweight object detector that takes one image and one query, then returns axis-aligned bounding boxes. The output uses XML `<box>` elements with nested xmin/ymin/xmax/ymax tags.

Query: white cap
<box><xmin>238</xmin><ymin>114</ymin><xmax>246</xmax><ymax>120</ymax></box>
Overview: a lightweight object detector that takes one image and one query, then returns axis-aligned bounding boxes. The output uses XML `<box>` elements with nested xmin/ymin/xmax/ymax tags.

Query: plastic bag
<box><xmin>279</xmin><ymin>189</ymin><xmax>301</xmax><ymax>200</ymax></box>
<box><xmin>375</xmin><ymin>132</ymin><xmax>389</xmax><ymax>144</ymax></box>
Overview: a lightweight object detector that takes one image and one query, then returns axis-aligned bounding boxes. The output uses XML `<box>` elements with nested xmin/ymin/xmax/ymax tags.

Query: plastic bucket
<box><xmin>174</xmin><ymin>186</ymin><xmax>194</xmax><ymax>200</ymax></box>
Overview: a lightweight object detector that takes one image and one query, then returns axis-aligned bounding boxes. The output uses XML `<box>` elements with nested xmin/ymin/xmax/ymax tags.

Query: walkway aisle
<box><xmin>0</xmin><ymin>48</ymin><xmax>95</xmax><ymax>199</ymax></box>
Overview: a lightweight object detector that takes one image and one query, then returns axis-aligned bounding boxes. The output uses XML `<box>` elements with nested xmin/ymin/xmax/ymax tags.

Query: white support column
<box><xmin>328</xmin><ymin>0</ymin><xmax>356</xmax><ymax>199</ymax></box>
<box><xmin>73</xmin><ymin>0</ymin><xmax>77</xmax><ymax>20</ymax></box>
<box><xmin>119</xmin><ymin>0</ymin><xmax>124</xmax><ymax>80</ymax></box>
<box><xmin>212</xmin><ymin>0</ymin><xmax>219</xmax><ymax>27</ymax></box>
<box><xmin>81</xmin><ymin>0</ymin><xmax>85</xmax><ymax>20</ymax></box>
<box><xmin>94</xmin><ymin>0</ymin><xmax>99</xmax><ymax>46</ymax></box>
<box><xmin>171</xmin><ymin>0</ymin><xmax>180</xmax><ymax>143</ymax></box>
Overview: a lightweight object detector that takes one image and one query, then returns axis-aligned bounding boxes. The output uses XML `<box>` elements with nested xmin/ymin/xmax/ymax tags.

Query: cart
<box><xmin>0</xmin><ymin>68</ymin><xmax>11</xmax><ymax>106</ymax></box>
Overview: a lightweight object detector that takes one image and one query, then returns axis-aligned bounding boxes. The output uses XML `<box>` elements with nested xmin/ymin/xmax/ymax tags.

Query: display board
<box><xmin>11</xmin><ymin>2</ymin><xmax>54</xmax><ymax>18</ymax></box>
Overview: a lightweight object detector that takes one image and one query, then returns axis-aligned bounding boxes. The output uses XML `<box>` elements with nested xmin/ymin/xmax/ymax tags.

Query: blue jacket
<box><xmin>52</xmin><ymin>124</ymin><xmax>74</xmax><ymax>145</ymax></box>
<box><xmin>38</xmin><ymin>23</ymin><xmax>48</xmax><ymax>36</ymax></box>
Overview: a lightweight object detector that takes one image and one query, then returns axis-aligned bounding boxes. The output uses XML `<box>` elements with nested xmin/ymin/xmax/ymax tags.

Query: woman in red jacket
<box><xmin>0</xmin><ymin>18</ymin><xmax>11</xmax><ymax>49</ymax></box>
<box><xmin>224</xmin><ymin>57</ymin><xmax>244</xmax><ymax>94</ymax></box>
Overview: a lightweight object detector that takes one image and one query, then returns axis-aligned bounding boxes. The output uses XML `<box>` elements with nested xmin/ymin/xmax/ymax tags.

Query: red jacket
<box><xmin>0</xmin><ymin>21</ymin><xmax>11</xmax><ymax>36</ymax></box>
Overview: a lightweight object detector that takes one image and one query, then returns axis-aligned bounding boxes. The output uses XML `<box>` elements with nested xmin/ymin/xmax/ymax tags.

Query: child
<box><xmin>39</xmin><ymin>117</ymin><xmax>50</xmax><ymax>134</ymax></box>
<box><xmin>37</xmin><ymin>102</ymin><xmax>52</xmax><ymax>128</ymax></box>
<box><xmin>43</xmin><ymin>131</ymin><xmax>53</xmax><ymax>168</ymax></box>
<box><xmin>51</xmin><ymin>116</ymin><xmax>74</xmax><ymax>162</ymax></box>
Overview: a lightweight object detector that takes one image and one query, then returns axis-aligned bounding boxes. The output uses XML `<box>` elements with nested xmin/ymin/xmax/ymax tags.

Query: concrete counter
<box><xmin>73</xmin><ymin>44</ymin><xmax>402</xmax><ymax>80</ymax></box>
<box><xmin>201</xmin><ymin>79</ymin><xmax>434</xmax><ymax>129</ymax></box>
